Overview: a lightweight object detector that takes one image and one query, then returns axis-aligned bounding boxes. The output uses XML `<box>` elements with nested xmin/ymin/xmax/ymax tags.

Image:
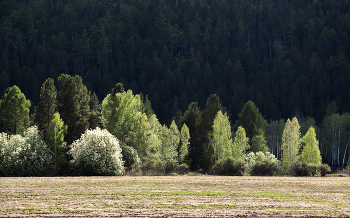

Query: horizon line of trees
<box><xmin>0</xmin><ymin>74</ymin><xmax>346</xmax><ymax>177</ymax></box>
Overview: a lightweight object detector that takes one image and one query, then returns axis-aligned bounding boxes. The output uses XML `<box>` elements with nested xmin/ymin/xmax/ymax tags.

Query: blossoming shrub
<box><xmin>246</xmin><ymin>151</ymin><xmax>280</xmax><ymax>176</ymax></box>
<box><xmin>70</xmin><ymin>128</ymin><xmax>124</xmax><ymax>176</ymax></box>
<box><xmin>0</xmin><ymin>126</ymin><xmax>52</xmax><ymax>176</ymax></box>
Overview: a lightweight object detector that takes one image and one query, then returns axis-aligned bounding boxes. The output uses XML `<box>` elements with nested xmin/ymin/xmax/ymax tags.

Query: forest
<box><xmin>1</xmin><ymin>0</ymin><xmax>350</xmax><ymax>175</ymax></box>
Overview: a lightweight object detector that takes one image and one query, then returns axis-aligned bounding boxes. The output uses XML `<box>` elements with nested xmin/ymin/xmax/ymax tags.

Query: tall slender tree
<box><xmin>211</xmin><ymin>111</ymin><xmax>233</xmax><ymax>163</ymax></box>
<box><xmin>34</xmin><ymin>78</ymin><xmax>57</xmax><ymax>137</ymax></box>
<box><xmin>88</xmin><ymin>92</ymin><xmax>101</xmax><ymax>130</ymax></box>
<box><xmin>281</xmin><ymin>117</ymin><xmax>301</xmax><ymax>173</ymax></box>
<box><xmin>46</xmin><ymin>112</ymin><xmax>67</xmax><ymax>175</ymax></box>
<box><xmin>179</xmin><ymin>123</ymin><xmax>190</xmax><ymax>164</ymax></box>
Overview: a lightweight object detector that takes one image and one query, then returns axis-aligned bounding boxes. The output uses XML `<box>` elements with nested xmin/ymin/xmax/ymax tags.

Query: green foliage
<box><xmin>179</xmin><ymin>123</ymin><xmax>190</xmax><ymax>164</ymax></box>
<box><xmin>182</xmin><ymin>102</ymin><xmax>202</xmax><ymax>170</ymax></box>
<box><xmin>318</xmin><ymin>164</ymin><xmax>331</xmax><ymax>176</ymax></box>
<box><xmin>281</xmin><ymin>117</ymin><xmax>301</xmax><ymax>174</ymax></box>
<box><xmin>236</xmin><ymin>100</ymin><xmax>267</xmax><ymax>142</ymax></box>
<box><xmin>69</xmin><ymin>127</ymin><xmax>124</xmax><ymax>176</ymax></box>
<box><xmin>232</xmin><ymin>126</ymin><xmax>249</xmax><ymax>160</ymax></box>
<box><xmin>250</xmin><ymin>129</ymin><xmax>269</xmax><ymax>153</ymax></box>
<box><xmin>57</xmin><ymin>74</ymin><xmax>91</xmax><ymax>144</ymax></box>
<box><xmin>88</xmin><ymin>92</ymin><xmax>101</xmax><ymax>130</ymax></box>
<box><xmin>121</xmin><ymin>144</ymin><xmax>141</xmax><ymax>172</ymax></box>
<box><xmin>46</xmin><ymin>112</ymin><xmax>67</xmax><ymax>176</ymax></box>
<box><xmin>179</xmin><ymin>163</ymin><xmax>190</xmax><ymax>174</ymax></box>
<box><xmin>299</xmin><ymin>127</ymin><xmax>322</xmax><ymax>165</ymax></box>
<box><xmin>289</xmin><ymin>162</ymin><xmax>319</xmax><ymax>177</ymax></box>
<box><xmin>211</xmin><ymin>111</ymin><xmax>233</xmax><ymax>163</ymax></box>
<box><xmin>199</xmin><ymin>94</ymin><xmax>222</xmax><ymax>172</ymax></box>
<box><xmin>210</xmin><ymin>158</ymin><xmax>245</xmax><ymax>176</ymax></box>
<box><xmin>34</xmin><ymin>78</ymin><xmax>57</xmax><ymax>137</ymax></box>
<box><xmin>1</xmin><ymin>126</ymin><xmax>52</xmax><ymax>176</ymax></box>
<box><xmin>0</xmin><ymin>85</ymin><xmax>31</xmax><ymax>134</ymax></box>
<box><xmin>245</xmin><ymin>152</ymin><xmax>279</xmax><ymax>176</ymax></box>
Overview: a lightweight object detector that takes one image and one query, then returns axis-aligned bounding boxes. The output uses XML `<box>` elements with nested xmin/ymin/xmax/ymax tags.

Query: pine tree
<box><xmin>299</xmin><ymin>126</ymin><xmax>322</xmax><ymax>165</ymax></box>
<box><xmin>0</xmin><ymin>85</ymin><xmax>31</xmax><ymax>134</ymax></box>
<box><xmin>183</xmin><ymin>102</ymin><xmax>202</xmax><ymax>170</ymax></box>
<box><xmin>236</xmin><ymin>100</ymin><xmax>267</xmax><ymax>142</ymax></box>
<box><xmin>57</xmin><ymin>74</ymin><xmax>91</xmax><ymax>144</ymax></box>
<box><xmin>88</xmin><ymin>92</ymin><xmax>101</xmax><ymax>130</ymax></box>
<box><xmin>200</xmin><ymin>94</ymin><xmax>222</xmax><ymax>171</ymax></box>
<box><xmin>34</xmin><ymin>78</ymin><xmax>57</xmax><ymax>137</ymax></box>
<box><xmin>281</xmin><ymin>117</ymin><xmax>301</xmax><ymax>173</ymax></box>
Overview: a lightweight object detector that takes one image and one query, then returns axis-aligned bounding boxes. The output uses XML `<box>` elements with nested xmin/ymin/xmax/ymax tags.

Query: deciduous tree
<box><xmin>299</xmin><ymin>127</ymin><xmax>322</xmax><ymax>165</ymax></box>
<box><xmin>281</xmin><ymin>117</ymin><xmax>301</xmax><ymax>174</ymax></box>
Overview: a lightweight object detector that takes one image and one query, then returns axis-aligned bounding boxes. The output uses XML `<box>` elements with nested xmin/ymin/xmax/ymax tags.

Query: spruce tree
<box><xmin>57</xmin><ymin>74</ymin><xmax>91</xmax><ymax>144</ymax></box>
<box><xmin>34</xmin><ymin>78</ymin><xmax>57</xmax><ymax>137</ymax></box>
<box><xmin>200</xmin><ymin>94</ymin><xmax>222</xmax><ymax>171</ymax></box>
<box><xmin>236</xmin><ymin>100</ymin><xmax>267</xmax><ymax>142</ymax></box>
<box><xmin>0</xmin><ymin>85</ymin><xmax>31</xmax><ymax>134</ymax></box>
<box><xmin>88</xmin><ymin>92</ymin><xmax>101</xmax><ymax>130</ymax></box>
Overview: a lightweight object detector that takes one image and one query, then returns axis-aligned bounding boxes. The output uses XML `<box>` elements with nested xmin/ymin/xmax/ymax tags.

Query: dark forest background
<box><xmin>1</xmin><ymin>0</ymin><xmax>350</xmax><ymax>126</ymax></box>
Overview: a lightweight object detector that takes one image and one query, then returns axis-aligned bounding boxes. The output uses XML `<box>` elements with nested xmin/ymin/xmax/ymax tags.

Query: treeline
<box><xmin>1</xmin><ymin>0</ymin><xmax>350</xmax><ymax>126</ymax></box>
<box><xmin>0</xmin><ymin>76</ymin><xmax>344</xmax><ymax>177</ymax></box>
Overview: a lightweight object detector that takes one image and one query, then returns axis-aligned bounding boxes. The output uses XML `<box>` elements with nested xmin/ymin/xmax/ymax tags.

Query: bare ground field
<box><xmin>0</xmin><ymin>176</ymin><xmax>349</xmax><ymax>217</ymax></box>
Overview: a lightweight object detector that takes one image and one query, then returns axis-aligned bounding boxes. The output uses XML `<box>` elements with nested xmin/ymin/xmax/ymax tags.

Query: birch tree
<box><xmin>281</xmin><ymin>117</ymin><xmax>301</xmax><ymax>173</ymax></box>
<box><xmin>232</xmin><ymin>126</ymin><xmax>249</xmax><ymax>160</ymax></box>
<box><xmin>179</xmin><ymin>123</ymin><xmax>190</xmax><ymax>164</ymax></box>
<box><xmin>211</xmin><ymin>111</ymin><xmax>233</xmax><ymax>163</ymax></box>
<box><xmin>46</xmin><ymin>112</ymin><xmax>67</xmax><ymax>175</ymax></box>
<box><xmin>299</xmin><ymin>126</ymin><xmax>321</xmax><ymax>165</ymax></box>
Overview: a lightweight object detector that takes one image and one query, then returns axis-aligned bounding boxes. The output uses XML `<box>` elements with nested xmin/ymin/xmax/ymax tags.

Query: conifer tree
<box><xmin>57</xmin><ymin>74</ymin><xmax>91</xmax><ymax>144</ymax></box>
<box><xmin>183</xmin><ymin>102</ymin><xmax>202</xmax><ymax>170</ymax></box>
<box><xmin>88</xmin><ymin>92</ymin><xmax>100</xmax><ymax>130</ymax></box>
<box><xmin>0</xmin><ymin>85</ymin><xmax>31</xmax><ymax>134</ymax></box>
<box><xmin>281</xmin><ymin>117</ymin><xmax>301</xmax><ymax>173</ymax></box>
<box><xmin>200</xmin><ymin>94</ymin><xmax>222</xmax><ymax>171</ymax></box>
<box><xmin>236</xmin><ymin>100</ymin><xmax>267</xmax><ymax>142</ymax></box>
<box><xmin>34</xmin><ymin>78</ymin><xmax>57</xmax><ymax>137</ymax></box>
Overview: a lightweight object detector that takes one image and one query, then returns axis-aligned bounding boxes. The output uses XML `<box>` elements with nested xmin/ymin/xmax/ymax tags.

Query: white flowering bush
<box><xmin>245</xmin><ymin>151</ymin><xmax>280</xmax><ymax>176</ymax></box>
<box><xmin>1</xmin><ymin>126</ymin><xmax>52</xmax><ymax>176</ymax></box>
<box><xmin>70</xmin><ymin>127</ymin><xmax>124</xmax><ymax>176</ymax></box>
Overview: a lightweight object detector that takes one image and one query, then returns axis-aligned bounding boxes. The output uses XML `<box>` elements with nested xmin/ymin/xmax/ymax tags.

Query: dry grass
<box><xmin>0</xmin><ymin>176</ymin><xmax>349</xmax><ymax>217</ymax></box>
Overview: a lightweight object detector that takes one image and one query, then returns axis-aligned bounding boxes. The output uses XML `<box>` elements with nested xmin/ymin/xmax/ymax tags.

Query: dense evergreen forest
<box><xmin>1</xmin><ymin>0</ymin><xmax>350</xmax><ymax>173</ymax></box>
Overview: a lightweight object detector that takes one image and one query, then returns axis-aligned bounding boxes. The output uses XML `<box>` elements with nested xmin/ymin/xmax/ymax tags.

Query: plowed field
<box><xmin>1</xmin><ymin>176</ymin><xmax>349</xmax><ymax>217</ymax></box>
